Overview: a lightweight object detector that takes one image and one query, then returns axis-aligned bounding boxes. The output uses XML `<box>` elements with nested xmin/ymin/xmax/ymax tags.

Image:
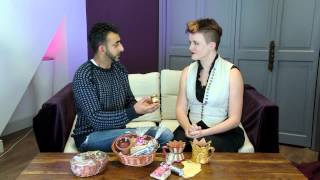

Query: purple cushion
<box><xmin>241</xmin><ymin>84</ymin><xmax>279</xmax><ymax>152</ymax></box>
<box><xmin>33</xmin><ymin>83</ymin><xmax>76</xmax><ymax>152</ymax></box>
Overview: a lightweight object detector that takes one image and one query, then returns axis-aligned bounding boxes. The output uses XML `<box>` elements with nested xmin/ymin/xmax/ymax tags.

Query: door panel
<box><xmin>278</xmin><ymin>0</ymin><xmax>315</xmax><ymax>49</ymax></box>
<box><xmin>166</xmin><ymin>0</ymin><xmax>197</xmax><ymax>69</ymax></box>
<box><xmin>203</xmin><ymin>0</ymin><xmax>236</xmax><ymax>60</ymax></box>
<box><xmin>235</xmin><ymin>0</ymin><xmax>277</xmax><ymax>98</ymax></box>
<box><xmin>276</xmin><ymin>61</ymin><xmax>314</xmax><ymax>145</ymax></box>
<box><xmin>273</xmin><ymin>0</ymin><xmax>320</xmax><ymax>146</ymax></box>
<box><xmin>167</xmin><ymin>0</ymin><xmax>196</xmax><ymax>47</ymax></box>
<box><xmin>168</xmin><ymin>56</ymin><xmax>193</xmax><ymax>70</ymax></box>
<box><xmin>238</xmin><ymin>60</ymin><xmax>269</xmax><ymax>95</ymax></box>
<box><xmin>238</xmin><ymin>0</ymin><xmax>275</xmax><ymax>49</ymax></box>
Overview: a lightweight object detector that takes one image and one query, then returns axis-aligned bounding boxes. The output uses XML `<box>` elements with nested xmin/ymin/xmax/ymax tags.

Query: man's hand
<box><xmin>134</xmin><ymin>97</ymin><xmax>160</xmax><ymax>114</ymax></box>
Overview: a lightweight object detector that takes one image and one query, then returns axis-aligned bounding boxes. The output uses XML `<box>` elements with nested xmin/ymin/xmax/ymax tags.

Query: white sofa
<box><xmin>63</xmin><ymin>70</ymin><xmax>254</xmax><ymax>153</ymax></box>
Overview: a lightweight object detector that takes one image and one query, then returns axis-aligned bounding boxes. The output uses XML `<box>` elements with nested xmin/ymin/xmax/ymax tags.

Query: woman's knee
<box><xmin>210</xmin><ymin>138</ymin><xmax>238</xmax><ymax>152</ymax></box>
<box><xmin>173</xmin><ymin>126</ymin><xmax>186</xmax><ymax>140</ymax></box>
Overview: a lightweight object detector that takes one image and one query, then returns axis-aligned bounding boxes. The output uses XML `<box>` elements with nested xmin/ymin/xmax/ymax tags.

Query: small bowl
<box><xmin>115</xmin><ymin>137</ymin><xmax>132</xmax><ymax>155</ymax></box>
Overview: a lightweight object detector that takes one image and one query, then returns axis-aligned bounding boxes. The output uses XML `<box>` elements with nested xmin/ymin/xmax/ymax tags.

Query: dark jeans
<box><xmin>173</xmin><ymin>121</ymin><xmax>244</xmax><ymax>152</ymax></box>
<box><xmin>77</xmin><ymin>126</ymin><xmax>173</xmax><ymax>152</ymax></box>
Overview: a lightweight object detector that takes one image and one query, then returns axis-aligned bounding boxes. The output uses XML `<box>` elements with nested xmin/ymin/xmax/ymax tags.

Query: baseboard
<box><xmin>1</xmin><ymin>116</ymin><xmax>33</xmax><ymax>136</ymax></box>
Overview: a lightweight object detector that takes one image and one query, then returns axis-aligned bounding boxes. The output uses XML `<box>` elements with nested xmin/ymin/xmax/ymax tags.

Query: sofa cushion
<box><xmin>64</xmin><ymin>115</ymin><xmax>79</xmax><ymax>153</ymax></box>
<box><xmin>160</xmin><ymin>70</ymin><xmax>182</xmax><ymax>120</ymax></box>
<box><xmin>238</xmin><ymin>123</ymin><xmax>255</xmax><ymax>153</ymax></box>
<box><xmin>126</xmin><ymin>121</ymin><xmax>157</xmax><ymax>128</ymax></box>
<box><xmin>159</xmin><ymin>119</ymin><xmax>180</xmax><ymax>133</ymax></box>
<box><xmin>128</xmin><ymin>72</ymin><xmax>161</xmax><ymax>122</ymax></box>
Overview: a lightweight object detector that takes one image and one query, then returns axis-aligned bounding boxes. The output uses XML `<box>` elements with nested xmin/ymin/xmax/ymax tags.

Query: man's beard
<box><xmin>105</xmin><ymin>50</ymin><xmax>120</xmax><ymax>62</ymax></box>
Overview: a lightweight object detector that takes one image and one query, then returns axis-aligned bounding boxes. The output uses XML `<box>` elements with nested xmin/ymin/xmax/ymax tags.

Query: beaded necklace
<box><xmin>200</xmin><ymin>59</ymin><xmax>217</xmax><ymax>122</ymax></box>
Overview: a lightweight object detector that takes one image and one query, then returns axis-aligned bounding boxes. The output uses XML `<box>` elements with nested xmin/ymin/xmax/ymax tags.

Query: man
<box><xmin>72</xmin><ymin>22</ymin><xmax>173</xmax><ymax>152</ymax></box>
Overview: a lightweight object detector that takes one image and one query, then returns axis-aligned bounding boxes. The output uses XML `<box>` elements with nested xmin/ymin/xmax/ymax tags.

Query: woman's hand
<box><xmin>188</xmin><ymin>129</ymin><xmax>204</xmax><ymax>139</ymax></box>
<box><xmin>185</xmin><ymin>124</ymin><xmax>202</xmax><ymax>138</ymax></box>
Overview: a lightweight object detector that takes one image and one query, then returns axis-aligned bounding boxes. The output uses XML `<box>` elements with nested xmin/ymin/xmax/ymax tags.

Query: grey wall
<box><xmin>86</xmin><ymin>0</ymin><xmax>159</xmax><ymax>73</ymax></box>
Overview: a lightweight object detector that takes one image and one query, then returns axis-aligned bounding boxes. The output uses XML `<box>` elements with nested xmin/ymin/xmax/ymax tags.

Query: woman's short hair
<box><xmin>186</xmin><ymin>18</ymin><xmax>222</xmax><ymax>50</ymax></box>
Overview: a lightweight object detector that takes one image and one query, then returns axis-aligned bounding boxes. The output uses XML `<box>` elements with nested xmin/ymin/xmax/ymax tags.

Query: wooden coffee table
<box><xmin>17</xmin><ymin>153</ymin><xmax>306</xmax><ymax>179</ymax></box>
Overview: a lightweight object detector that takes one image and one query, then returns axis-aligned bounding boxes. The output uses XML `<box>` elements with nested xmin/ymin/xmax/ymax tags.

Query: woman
<box><xmin>173</xmin><ymin>18</ymin><xmax>245</xmax><ymax>152</ymax></box>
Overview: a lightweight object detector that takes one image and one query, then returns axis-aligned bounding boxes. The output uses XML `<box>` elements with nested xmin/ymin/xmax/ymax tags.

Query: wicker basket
<box><xmin>112</xmin><ymin>133</ymin><xmax>157</xmax><ymax>167</ymax></box>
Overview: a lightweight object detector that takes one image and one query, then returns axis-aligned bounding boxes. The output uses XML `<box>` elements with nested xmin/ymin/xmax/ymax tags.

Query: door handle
<box><xmin>268</xmin><ymin>41</ymin><xmax>275</xmax><ymax>72</ymax></box>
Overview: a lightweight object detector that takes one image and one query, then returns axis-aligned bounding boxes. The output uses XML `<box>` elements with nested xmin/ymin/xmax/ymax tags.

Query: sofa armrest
<box><xmin>241</xmin><ymin>84</ymin><xmax>279</xmax><ymax>153</ymax></box>
<box><xmin>33</xmin><ymin>83</ymin><xmax>76</xmax><ymax>152</ymax></box>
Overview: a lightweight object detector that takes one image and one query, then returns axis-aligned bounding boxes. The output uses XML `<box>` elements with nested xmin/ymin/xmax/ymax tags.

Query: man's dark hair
<box><xmin>88</xmin><ymin>22</ymin><xmax>119</xmax><ymax>53</ymax></box>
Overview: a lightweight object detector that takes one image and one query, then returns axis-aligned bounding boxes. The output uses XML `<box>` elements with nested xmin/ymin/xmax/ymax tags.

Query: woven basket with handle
<box><xmin>112</xmin><ymin>133</ymin><xmax>157</xmax><ymax>167</ymax></box>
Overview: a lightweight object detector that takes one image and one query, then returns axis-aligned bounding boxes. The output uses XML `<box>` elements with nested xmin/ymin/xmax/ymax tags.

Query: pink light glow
<box><xmin>42</xmin><ymin>18</ymin><xmax>66</xmax><ymax>61</ymax></box>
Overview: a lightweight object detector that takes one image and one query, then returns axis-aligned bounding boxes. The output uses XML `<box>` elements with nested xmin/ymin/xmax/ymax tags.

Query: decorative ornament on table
<box><xmin>162</xmin><ymin>140</ymin><xmax>186</xmax><ymax>163</ymax></box>
<box><xmin>191</xmin><ymin>138</ymin><xmax>215</xmax><ymax>164</ymax></box>
<box><xmin>70</xmin><ymin>151</ymin><xmax>108</xmax><ymax>177</ymax></box>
